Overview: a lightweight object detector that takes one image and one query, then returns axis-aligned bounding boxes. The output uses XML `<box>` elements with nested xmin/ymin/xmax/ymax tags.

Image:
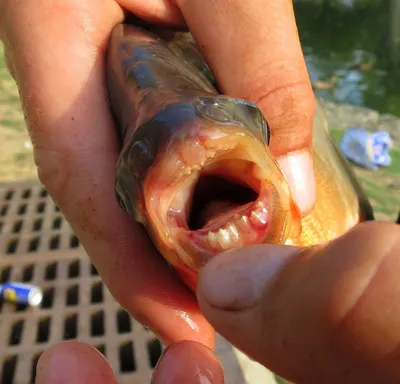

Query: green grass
<box><xmin>0</xmin><ymin>118</ymin><xmax>19</xmax><ymax>128</ymax></box>
<box><xmin>0</xmin><ymin>42</ymin><xmax>26</xmax><ymax>132</ymax></box>
<box><xmin>0</xmin><ymin>43</ymin><xmax>6</xmax><ymax>70</ymax></box>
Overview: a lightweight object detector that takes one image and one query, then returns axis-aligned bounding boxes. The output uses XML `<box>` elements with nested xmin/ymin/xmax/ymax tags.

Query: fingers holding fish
<box><xmin>115</xmin><ymin>0</ymin><xmax>185</xmax><ymax>26</ymax></box>
<box><xmin>0</xmin><ymin>0</ymin><xmax>215</xmax><ymax>348</ymax></box>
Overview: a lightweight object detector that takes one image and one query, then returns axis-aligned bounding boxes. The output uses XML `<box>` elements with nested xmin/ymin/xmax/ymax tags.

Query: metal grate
<box><xmin>0</xmin><ymin>180</ymin><xmax>245</xmax><ymax>384</ymax></box>
<box><xmin>0</xmin><ymin>182</ymin><xmax>80</xmax><ymax>257</ymax></box>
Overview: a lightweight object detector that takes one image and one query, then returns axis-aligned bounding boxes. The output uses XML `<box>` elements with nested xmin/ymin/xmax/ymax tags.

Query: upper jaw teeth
<box><xmin>180</xmin><ymin>142</ymin><xmax>238</xmax><ymax>175</ymax></box>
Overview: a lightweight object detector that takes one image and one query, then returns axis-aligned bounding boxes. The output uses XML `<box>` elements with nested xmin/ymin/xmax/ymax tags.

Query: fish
<box><xmin>106</xmin><ymin>23</ymin><xmax>374</xmax><ymax>291</ymax></box>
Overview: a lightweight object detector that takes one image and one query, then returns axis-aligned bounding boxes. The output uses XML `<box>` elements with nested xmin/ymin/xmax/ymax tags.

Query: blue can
<box><xmin>0</xmin><ymin>282</ymin><xmax>43</xmax><ymax>306</ymax></box>
<box><xmin>340</xmin><ymin>127</ymin><xmax>393</xmax><ymax>170</ymax></box>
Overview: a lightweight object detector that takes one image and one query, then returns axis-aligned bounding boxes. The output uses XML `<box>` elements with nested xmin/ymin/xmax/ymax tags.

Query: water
<box><xmin>294</xmin><ymin>0</ymin><xmax>400</xmax><ymax>116</ymax></box>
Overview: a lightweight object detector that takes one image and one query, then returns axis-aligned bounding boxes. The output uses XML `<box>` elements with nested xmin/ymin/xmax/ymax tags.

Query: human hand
<box><xmin>0</xmin><ymin>0</ymin><xmax>315</xmax><ymax>351</ymax></box>
<box><xmin>35</xmin><ymin>340</ymin><xmax>223</xmax><ymax>384</ymax></box>
<box><xmin>34</xmin><ymin>222</ymin><xmax>400</xmax><ymax>384</ymax></box>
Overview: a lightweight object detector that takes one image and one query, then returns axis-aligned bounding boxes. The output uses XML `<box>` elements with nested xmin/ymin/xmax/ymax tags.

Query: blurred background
<box><xmin>295</xmin><ymin>0</ymin><xmax>400</xmax><ymax>115</ymax></box>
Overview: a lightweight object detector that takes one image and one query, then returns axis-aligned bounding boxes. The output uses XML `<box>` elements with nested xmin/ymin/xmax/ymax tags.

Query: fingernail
<box><xmin>198</xmin><ymin>245</ymin><xmax>295</xmax><ymax>311</ymax></box>
<box><xmin>277</xmin><ymin>151</ymin><xmax>316</xmax><ymax>214</ymax></box>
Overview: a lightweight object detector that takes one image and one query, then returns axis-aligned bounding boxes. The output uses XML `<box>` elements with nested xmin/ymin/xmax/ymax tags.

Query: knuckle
<box><xmin>239</xmin><ymin>61</ymin><xmax>315</xmax><ymax>117</ymax></box>
<box><xmin>329</xmin><ymin>224</ymin><xmax>400</xmax><ymax>342</ymax></box>
<box><xmin>239</xmin><ymin>65</ymin><xmax>316</xmax><ymax>154</ymax></box>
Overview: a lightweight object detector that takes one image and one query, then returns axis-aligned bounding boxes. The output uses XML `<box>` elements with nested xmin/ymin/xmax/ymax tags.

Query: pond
<box><xmin>294</xmin><ymin>0</ymin><xmax>400</xmax><ymax>116</ymax></box>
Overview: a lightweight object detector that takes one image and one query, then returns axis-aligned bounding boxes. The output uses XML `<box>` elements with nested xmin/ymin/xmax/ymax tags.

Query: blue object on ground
<box><xmin>340</xmin><ymin>127</ymin><xmax>393</xmax><ymax>170</ymax></box>
<box><xmin>0</xmin><ymin>282</ymin><xmax>43</xmax><ymax>306</ymax></box>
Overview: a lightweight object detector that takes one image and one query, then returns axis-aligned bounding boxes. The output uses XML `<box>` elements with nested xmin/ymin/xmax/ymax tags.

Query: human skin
<box><xmin>0</xmin><ymin>0</ymin><xmax>315</xmax><ymax>351</ymax></box>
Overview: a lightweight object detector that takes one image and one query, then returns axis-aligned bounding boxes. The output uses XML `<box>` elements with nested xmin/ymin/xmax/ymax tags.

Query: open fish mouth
<box><xmin>143</xmin><ymin>125</ymin><xmax>295</xmax><ymax>270</ymax></box>
<box><xmin>173</xmin><ymin>157</ymin><xmax>270</xmax><ymax>247</ymax></box>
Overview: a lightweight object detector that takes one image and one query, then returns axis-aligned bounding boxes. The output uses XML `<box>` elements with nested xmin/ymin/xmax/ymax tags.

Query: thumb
<box><xmin>175</xmin><ymin>0</ymin><xmax>316</xmax><ymax>213</ymax></box>
<box><xmin>197</xmin><ymin>222</ymin><xmax>400</xmax><ymax>384</ymax></box>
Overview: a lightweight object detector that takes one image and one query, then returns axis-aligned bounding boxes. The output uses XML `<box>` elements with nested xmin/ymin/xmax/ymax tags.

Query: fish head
<box><xmin>115</xmin><ymin>96</ymin><xmax>301</xmax><ymax>286</ymax></box>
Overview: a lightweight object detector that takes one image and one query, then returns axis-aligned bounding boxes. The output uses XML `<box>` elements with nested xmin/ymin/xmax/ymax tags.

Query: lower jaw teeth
<box><xmin>227</xmin><ymin>224</ymin><xmax>239</xmax><ymax>242</ymax></box>
<box><xmin>211</xmin><ymin>229</ymin><xmax>231</xmax><ymax>249</ymax></box>
<box><xmin>205</xmin><ymin>202</ymin><xmax>268</xmax><ymax>249</ymax></box>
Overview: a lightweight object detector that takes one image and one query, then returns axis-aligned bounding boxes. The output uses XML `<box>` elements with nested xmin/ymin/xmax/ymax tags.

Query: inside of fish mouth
<box><xmin>169</xmin><ymin>157</ymin><xmax>264</xmax><ymax>232</ymax></box>
<box><xmin>188</xmin><ymin>174</ymin><xmax>258</xmax><ymax>230</ymax></box>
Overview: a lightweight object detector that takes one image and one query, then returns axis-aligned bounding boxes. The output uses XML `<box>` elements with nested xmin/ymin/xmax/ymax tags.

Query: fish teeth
<box><xmin>239</xmin><ymin>215</ymin><xmax>250</xmax><ymax>227</ymax></box>
<box><xmin>207</xmin><ymin>231</ymin><xmax>218</xmax><ymax>248</ymax></box>
<box><xmin>227</xmin><ymin>224</ymin><xmax>239</xmax><ymax>243</ymax></box>
<box><xmin>199</xmin><ymin>129</ymin><xmax>227</xmax><ymax>139</ymax></box>
<box><xmin>207</xmin><ymin>150</ymin><xmax>217</xmax><ymax>158</ymax></box>
<box><xmin>253</xmin><ymin>165</ymin><xmax>267</xmax><ymax>181</ymax></box>
<box><xmin>255</xmin><ymin>201</ymin><xmax>265</xmax><ymax>208</ymax></box>
<box><xmin>236</xmin><ymin>215</ymin><xmax>252</xmax><ymax>235</ymax></box>
<box><xmin>184</xmin><ymin>142</ymin><xmax>237</xmax><ymax>172</ymax></box>
<box><xmin>251</xmin><ymin>210</ymin><xmax>268</xmax><ymax>225</ymax></box>
<box><xmin>248</xmin><ymin>201</ymin><xmax>269</xmax><ymax>229</ymax></box>
<box><xmin>217</xmin><ymin>228</ymin><xmax>231</xmax><ymax>249</ymax></box>
<box><xmin>183</xmin><ymin>166</ymin><xmax>192</xmax><ymax>175</ymax></box>
<box><xmin>206</xmin><ymin>223</ymin><xmax>241</xmax><ymax>249</ymax></box>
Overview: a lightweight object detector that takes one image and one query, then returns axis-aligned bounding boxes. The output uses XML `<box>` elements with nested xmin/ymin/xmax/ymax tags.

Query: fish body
<box><xmin>106</xmin><ymin>24</ymin><xmax>373</xmax><ymax>290</ymax></box>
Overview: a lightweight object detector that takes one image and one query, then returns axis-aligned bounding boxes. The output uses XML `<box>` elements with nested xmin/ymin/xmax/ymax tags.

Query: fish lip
<box><xmin>158</xmin><ymin>160</ymin><xmax>272</xmax><ymax>270</ymax></box>
<box><xmin>172</xmin><ymin>183</ymin><xmax>271</xmax><ymax>266</ymax></box>
<box><xmin>142</xmin><ymin>127</ymin><xmax>294</xmax><ymax>271</ymax></box>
